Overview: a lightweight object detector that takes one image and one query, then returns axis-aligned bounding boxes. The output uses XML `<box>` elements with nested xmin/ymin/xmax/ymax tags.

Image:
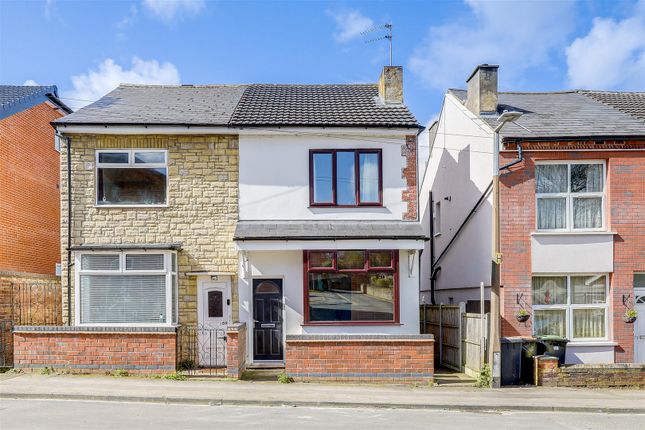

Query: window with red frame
<box><xmin>304</xmin><ymin>250</ymin><xmax>398</xmax><ymax>323</ymax></box>
<box><xmin>310</xmin><ymin>150</ymin><xmax>382</xmax><ymax>207</ymax></box>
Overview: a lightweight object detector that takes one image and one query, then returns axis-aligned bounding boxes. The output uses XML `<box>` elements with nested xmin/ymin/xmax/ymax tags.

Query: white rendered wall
<box><xmin>239</xmin><ymin>133</ymin><xmax>408</xmax><ymax>220</ymax></box>
<box><xmin>419</xmin><ymin>94</ymin><xmax>494</xmax><ymax>304</ymax></box>
<box><xmin>531</xmin><ymin>233</ymin><xmax>614</xmax><ymax>273</ymax></box>
<box><xmin>238</xmin><ymin>249</ymin><xmax>421</xmax><ymax>363</ymax></box>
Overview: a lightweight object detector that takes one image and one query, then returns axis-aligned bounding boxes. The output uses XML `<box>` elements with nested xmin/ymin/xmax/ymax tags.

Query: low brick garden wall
<box><xmin>535</xmin><ymin>355</ymin><xmax>645</xmax><ymax>388</ymax></box>
<box><xmin>13</xmin><ymin>326</ymin><xmax>177</xmax><ymax>374</ymax></box>
<box><xmin>285</xmin><ymin>334</ymin><xmax>434</xmax><ymax>383</ymax></box>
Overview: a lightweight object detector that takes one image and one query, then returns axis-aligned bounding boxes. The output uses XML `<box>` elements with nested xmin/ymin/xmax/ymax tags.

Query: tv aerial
<box><xmin>361</xmin><ymin>23</ymin><xmax>393</xmax><ymax>65</ymax></box>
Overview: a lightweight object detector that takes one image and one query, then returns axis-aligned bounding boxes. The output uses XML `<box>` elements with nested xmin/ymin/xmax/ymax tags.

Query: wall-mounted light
<box><xmin>407</xmin><ymin>250</ymin><xmax>416</xmax><ymax>277</ymax></box>
<box><xmin>210</xmin><ymin>275</ymin><xmax>219</xmax><ymax>281</ymax></box>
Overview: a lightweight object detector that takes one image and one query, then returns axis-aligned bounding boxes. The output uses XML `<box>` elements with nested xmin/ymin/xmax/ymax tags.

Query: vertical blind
<box><xmin>80</xmin><ymin>275</ymin><xmax>166</xmax><ymax>324</ymax></box>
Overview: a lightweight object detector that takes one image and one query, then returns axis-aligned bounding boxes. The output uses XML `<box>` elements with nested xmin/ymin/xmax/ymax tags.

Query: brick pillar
<box><xmin>226</xmin><ymin>322</ymin><xmax>247</xmax><ymax>379</ymax></box>
<box><xmin>534</xmin><ymin>355</ymin><xmax>559</xmax><ymax>386</ymax></box>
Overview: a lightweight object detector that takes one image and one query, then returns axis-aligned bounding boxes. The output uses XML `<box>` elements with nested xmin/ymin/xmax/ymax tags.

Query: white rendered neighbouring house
<box><xmin>420</xmin><ymin>64</ymin><xmax>645</xmax><ymax>365</ymax></box>
<box><xmin>14</xmin><ymin>66</ymin><xmax>435</xmax><ymax>382</ymax></box>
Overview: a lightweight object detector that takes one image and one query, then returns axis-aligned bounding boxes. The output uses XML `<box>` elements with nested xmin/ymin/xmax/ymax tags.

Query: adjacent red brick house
<box><xmin>0</xmin><ymin>86</ymin><xmax>71</xmax><ymax>320</ymax></box>
<box><xmin>421</xmin><ymin>65</ymin><xmax>645</xmax><ymax>365</ymax></box>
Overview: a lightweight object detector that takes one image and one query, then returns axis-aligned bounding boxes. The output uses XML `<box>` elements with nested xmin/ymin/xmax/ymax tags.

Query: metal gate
<box><xmin>177</xmin><ymin>325</ymin><xmax>227</xmax><ymax>375</ymax></box>
<box><xmin>461</xmin><ymin>312</ymin><xmax>488</xmax><ymax>377</ymax></box>
<box><xmin>0</xmin><ymin>320</ymin><xmax>12</xmax><ymax>368</ymax></box>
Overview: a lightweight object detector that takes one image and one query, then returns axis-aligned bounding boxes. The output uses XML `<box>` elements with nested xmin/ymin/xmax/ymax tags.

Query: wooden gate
<box><xmin>461</xmin><ymin>312</ymin><xmax>488</xmax><ymax>377</ymax></box>
<box><xmin>419</xmin><ymin>304</ymin><xmax>462</xmax><ymax>370</ymax></box>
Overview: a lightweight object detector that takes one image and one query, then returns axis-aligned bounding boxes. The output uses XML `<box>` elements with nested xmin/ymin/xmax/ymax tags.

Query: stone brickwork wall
<box><xmin>535</xmin><ymin>355</ymin><xmax>645</xmax><ymax>388</ymax></box>
<box><xmin>499</xmin><ymin>141</ymin><xmax>645</xmax><ymax>362</ymax></box>
<box><xmin>225</xmin><ymin>322</ymin><xmax>247</xmax><ymax>379</ymax></box>
<box><xmin>1</xmin><ymin>103</ymin><xmax>62</xmax><ymax>276</ymax></box>
<box><xmin>402</xmin><ymin>135</ymin><xmax>418</xmax><ymax>221</ymax></box>
<box><xmin>60</xmin><ymin>134</ymin><xmax>239</xmax><ymax>325</ymax></box>
<box><xmin>13</xmin><ymin>327</ymin><xmax>176</xmax><ymax>374</ymax></box>
<box><xmin>285</xmin><ymin>334</ymin><xmax>434</xmax><ymax>383</ymax></box>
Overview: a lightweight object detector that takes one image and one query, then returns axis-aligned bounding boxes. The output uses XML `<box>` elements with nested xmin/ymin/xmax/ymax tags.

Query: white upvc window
<box><xmin>75</xmin><ymin>250</ymin><xmax>178</xmax><ymax>326</ymax></box>
<box><xmin>535</xmin><ymin>161</ymin><xmax>605</xmax><ymax>231</ymax></box>
<box><xmin>532</xmin><ymin>274</ymin><xmax>609</xmax><ymax>341</ymax></box>
<box><xmin>95</xmin><ymin>149</ymin><xmax>168</xmax><ymax>207</ymax></box>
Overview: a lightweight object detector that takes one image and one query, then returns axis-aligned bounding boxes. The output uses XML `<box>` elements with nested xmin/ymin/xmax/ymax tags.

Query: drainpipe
<box><xmin>428</xmin><ymin>191</ymin><xmax>437</xmax><ymax>305</ymax></box>
<box><xmin>500</xmin><ymin>143</ymin><xmax>523</xmax><ymax>171</ymax></box>
<box><xmin>65</xmin><ymin>135</ymin><xmax>72</xmax><ymax>326</ymax></box>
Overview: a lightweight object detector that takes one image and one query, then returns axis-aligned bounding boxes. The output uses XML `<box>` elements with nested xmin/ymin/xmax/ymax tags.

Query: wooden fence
<box><xmin>462</xmin><ymin>312</ymin><xmax>488</xmax><ymax>377</ymax></box>
<box><xmin>420</xmin><ymin>304</ymin><xmax>489</xmax><ymax>374</ymax></box>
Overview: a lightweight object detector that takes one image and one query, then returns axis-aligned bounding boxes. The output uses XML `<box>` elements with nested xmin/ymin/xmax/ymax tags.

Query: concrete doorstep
<box><xmin>0</xmin><ymin>374</ymin><xmax>644</xmax><ymax>414</ymax></box>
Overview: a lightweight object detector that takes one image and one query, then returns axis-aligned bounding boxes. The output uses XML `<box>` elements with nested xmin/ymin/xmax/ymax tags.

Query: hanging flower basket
<box><xmin>516</xmin><ymin>310</ymin><xmax>530</xmax><ymax>323</ymax></box>
<box><xmin>623</xmin><ymin>309</ymin><xmax>637</xmax><ymax>324</ymax></box>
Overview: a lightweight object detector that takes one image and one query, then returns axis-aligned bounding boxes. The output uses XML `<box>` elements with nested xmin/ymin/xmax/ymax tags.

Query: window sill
<box><xmin>302</xmin><ymin>322</ymin><xmax>402</xmax><ymax>327</ymax></box>
<box><xmin>94</xmin><ymin>204</ymin><xmax>169</xmax><ymax>209</ymax></box>
<box><xmin>531</xmin><ymin>231</ymin><xmax>617</xmax><ymax>236</ymax></box>
<box><xmin>309</xmin><ymin>205</ymin><xmax>384</xmax><ymax>209</ymax></box>
<box><xmin>566</xmin><ymin>341</ymin><xmax>616</xmax><ymax>347</ymax></box>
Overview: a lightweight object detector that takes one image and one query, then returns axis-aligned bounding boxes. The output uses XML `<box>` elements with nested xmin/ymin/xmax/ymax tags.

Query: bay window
<box><xmin>96</xmin><ymin>149</ymin><xmax>167</xmax><ymax>206</ymax></box>
<box><xmin>76</xmin><ymin>251</ymin><xmax>178</xmax><ymax>325</ymax></box>
<box><xmin>304</xmin><ymin>250</ymin><xmax>398</xmax><ymax>324</ymax></box>
<box><xmin>310</xmin><ymin>149</ymin><xmax>382</xmax><ymax>207</ymax></box>
<box><xmin>535</xmin><ymin>161</ymin><xmax>605</xmax><ymax>231</ymax></box>
<box><xmin>532</xmin><ymin>274</ymin><xmax>608</xmax><ymax>340</ymax></box>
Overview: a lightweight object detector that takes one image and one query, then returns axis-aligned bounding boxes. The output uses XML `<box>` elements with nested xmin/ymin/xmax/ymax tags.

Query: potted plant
<box><xmin>623</xmin><ymin>309</ymin><xmax>637</xmax><ymax>324</ymax></box>
<box><xmin>516</xmin><ymin>309</ymin><xmax>530</xmax><ymax>323</ymax></box>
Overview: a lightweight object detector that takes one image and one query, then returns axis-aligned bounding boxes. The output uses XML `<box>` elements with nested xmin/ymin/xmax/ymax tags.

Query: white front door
<box><xmin>635</xmin><ymin>291</ymin><xmax>645</xmax><ymax>364</ymax></box>
<box><xmin>197</xmin><ymin>279</ymin><xmax>231</xmax><ymax>367</ymax></box>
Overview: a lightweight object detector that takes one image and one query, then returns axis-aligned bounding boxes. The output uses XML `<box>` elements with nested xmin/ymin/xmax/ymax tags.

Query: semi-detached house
<box><xmin>420</xmin><ymin>64</ymin><xmax>645</xmax><ymax>366</ymax></box>
<box><xmin>14</xmin><ymin>66</ymin><xmax>435</xmax><ymax>382</ymax></box>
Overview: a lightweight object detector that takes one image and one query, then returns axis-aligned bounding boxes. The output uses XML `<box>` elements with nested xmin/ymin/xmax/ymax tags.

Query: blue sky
<box><xmin>1</xmin><ymin>0</ymin><xmax>644</xmax><ymax>126</ymax></box>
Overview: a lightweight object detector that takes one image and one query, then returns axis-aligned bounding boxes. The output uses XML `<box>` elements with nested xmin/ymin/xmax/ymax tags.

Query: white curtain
<box><xmin>532</xmin><ymin>277</ymin><xmax>567</xmax><ymax>305</ymax></box>
<box><xmin>571</xmin><ymin>164</ymin><xmax>602</xmax><ymax>192</ymax></box>
<box><xmin>573</xmin><ymin>309</ymin><xmax>605</xmax><ymax>338</ymax></box>
<box><xmin>534</xmin><ymin>309</ymin><xmax>566</xmax><ymax>337</ymax></box>
<box><xmin>537</xmin><ymin>198</ymin><xmax>567</xmax><ymax>229</ymax></box>
<box><xmin>573</xmin><ymin>197</ymin><xmax>602</xmax><ymax>229</ymax></box>
<box><xmin>571</xmin><ymin>275</ymin><xmax>606</xmax><ymax>304</ymax></box>
<box><xmin>536</xmin><ymin>164</ymin><xmax>567</xmax><ymax>193</ymax></box>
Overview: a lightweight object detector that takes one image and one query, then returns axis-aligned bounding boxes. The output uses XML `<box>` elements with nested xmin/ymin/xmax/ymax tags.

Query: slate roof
<box><xmin>234</xmin><ymin>221</ymin><xmax>427</xmax><ymax>241</ymax></box>
<box><xmin>54</xmin><ymin>83</ymin><xmax>420</xmax><ymax>128</ymax></box>
<box><xmin>448</xmin><ymin>89</ymin><xmax>645</xmax><ymax>139</ymax></box>
<box><xmin>582</xmin><ymin>91</ymin><xmax>645</xmax><ymax>122</ymax></box>
<box><xmin>0</xmin><ymin>85</ymin><xmax>71</xmax><ymax>120</ymax></box>
<box><xmin>54</xmin><ymin>84</ymin><xmax>248</xmax><ymax>126</ymax></box>
<box><xmin>230</xmin><ymin>84</ymin><xmax>419</xmax><ymax>127</ymax></box>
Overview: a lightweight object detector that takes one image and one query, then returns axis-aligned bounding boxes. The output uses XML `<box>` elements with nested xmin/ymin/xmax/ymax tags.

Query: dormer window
<box><xmin>310</xmin><ymin>149</ymin><xmax>382</xmax><ymax>207</ymax></box>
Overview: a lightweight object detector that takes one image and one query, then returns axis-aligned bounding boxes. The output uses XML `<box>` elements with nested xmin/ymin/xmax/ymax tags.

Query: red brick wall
<box><xmin>225</xmin><ymin>323</ymin><xmax>247</xmax><ymax>378</ymax></box>
<box><xmin>402</xmin><ymin>135</ymin><xmax>418</xmax><ymax>220</ymax></box>
<box><xmin>499</xmin><ymin>141</ymin><xmax>645</xmax><ymax>363</ymax></box>
<box><xmin>285</xmin><ymin>335</ymin><xmax>434</xmax><ymax>383</ymax></box>
<box><xmin>535</xmin><ymin>355</ymin><xmax>645</xmax><ymax>387</ymax></box>
<box><xmin>13</xmin><ymin>329</ymin><xmax>176</xmax><ymax>374</ymax></box>
<box><xmin>0</xmin><ymin>102</ymin><xmax>63</xmax><ymax>276</ymax></box>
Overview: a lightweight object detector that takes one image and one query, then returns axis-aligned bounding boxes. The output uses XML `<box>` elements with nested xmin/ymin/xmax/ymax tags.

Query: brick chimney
<box><xmin>378</xmin><ymin>66</ymin><xmax>403</xmax><ymax>104</ymax></box>
<box><xmin>465</xmin><ymin>64</ymin><xmax>499</xmax><ymax>114</ymax></box>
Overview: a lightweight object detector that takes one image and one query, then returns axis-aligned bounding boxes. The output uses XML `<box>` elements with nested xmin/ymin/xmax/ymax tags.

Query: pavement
<box><xmin>2</xmin><ymin>399</ymin><xmax>642</xmax><ymax>430</ymax></box>
<box><xmin>0</xmin><ymin>373</ymin><xmax>644</xmax><ymax>414</ymax></box>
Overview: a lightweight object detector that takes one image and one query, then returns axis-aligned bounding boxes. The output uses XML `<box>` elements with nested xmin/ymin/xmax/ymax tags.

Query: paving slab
<box><xmin>0</xmin><ymin>374</ymin><xmax>643</xmax><ymax>414</ymax></box>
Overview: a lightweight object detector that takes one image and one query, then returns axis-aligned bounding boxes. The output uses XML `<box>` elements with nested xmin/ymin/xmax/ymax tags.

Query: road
<box><xmin>0</xmin><ymin>399</ymin><xmax>641</xmax><ymax>430</ymax></box>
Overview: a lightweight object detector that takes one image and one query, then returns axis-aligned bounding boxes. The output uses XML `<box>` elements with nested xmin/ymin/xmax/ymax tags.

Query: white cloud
<box><xmin>142</xmin><ymin>0</ymin><xmax>205</xmax><ymax>22</ymax></box>
<box><xmin>64</xmin><ymin>57</ymin><xmax>180</xmax><ymax>110</ymax></box>
<box><xmin>409</xmin><ymin>0</ymin><xmax>576</xmax><ymax>90</ymax></box>
<box><xmin>327</xmin><ymin>9</ymin><xmax>375</xmax><ymax>43</ymax></box>
<box><xmin>23</xmin><ymin>80</ymin><xmax>40</xmax><ymax>86</ymax></box>
<box><xmin>566</xmin><ymin>1</ymin><xmax>645</xmax><ymax>90</ymax></box>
